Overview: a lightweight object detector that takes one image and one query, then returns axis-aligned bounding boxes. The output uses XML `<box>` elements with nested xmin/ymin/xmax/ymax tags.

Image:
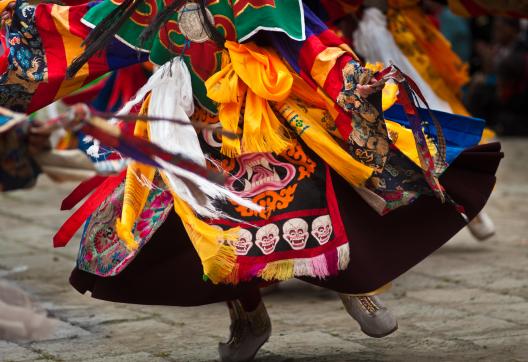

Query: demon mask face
<box><xmin>226</xmin><ymin>153</ymin><xmax>296</xmax><ymax>198</ymax></box>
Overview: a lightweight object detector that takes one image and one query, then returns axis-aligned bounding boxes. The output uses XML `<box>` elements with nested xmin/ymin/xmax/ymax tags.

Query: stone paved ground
<box><xmin>1</xmin><ymin>139</ymin><xmax>527</xmax><ymax>362</ymax></box>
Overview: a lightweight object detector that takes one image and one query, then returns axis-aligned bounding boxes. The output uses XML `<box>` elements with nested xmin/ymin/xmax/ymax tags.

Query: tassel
<box><xmin>218</xmin><ymin>100</ymin><xmax>244</xmax><ymax>157</ymax></box>
<box><xmin>325</xmin><ymin>249</ymin><xmax>339</xmax><ymax>275</ymax></box>
<box><xmin>115</xmin><ymin>216</ymin><xmax>138</xmax><ymax>251</ymax></box>
<box><xmin>222</xmin><ymin>263</ymin><xmax>240</xmax><ymax>285</ymax></box>
<box><xmin>311</xmin><ymin>254</ymin><xmax>329</xmax><ymax>278</ymax></box>
<box><xmin>115</xmin><ymin>159</ymin><xmax>155</xmax><ymax>250</ymax></box>
<box><xmin>236</xmin><ymin>263</ymin><xmax>266</xmax><ymax>283</ymax></box>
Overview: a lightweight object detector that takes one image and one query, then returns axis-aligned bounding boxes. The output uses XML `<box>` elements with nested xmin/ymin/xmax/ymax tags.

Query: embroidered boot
<box><xmin>219</xmin><ymin>300</ymin><xmax>271</xmax><ymax>362</ymax></box>
<box><xmin>340</xmin><ymin>294</ymin><xmax>398</xmax><ymax>338</ymax></box>
<box><xmin>467</xmin><ymin>211</ymin><xmax>495</xmax><ymax>241</ymax></box>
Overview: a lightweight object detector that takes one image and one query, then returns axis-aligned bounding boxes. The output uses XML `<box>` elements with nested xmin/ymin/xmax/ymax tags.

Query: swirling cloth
<box><xmin>206</xmin><ymin>41</ymin><xmax>293</xmax><ymax>158</ymax></box>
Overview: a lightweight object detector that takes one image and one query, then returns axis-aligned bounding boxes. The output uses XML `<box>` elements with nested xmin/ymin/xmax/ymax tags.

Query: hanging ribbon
<box><xmin>60</xmin><ymin>175</ymin><xmax>107</xmax><ymax>210</ymax></box>
<box><xmin>375</xmin><ymin>65</ymin><xmax>448</xmax><ymax>202</ymax></box>
<box><xmin>275</xmin><ymin>74</ymin><xmax>374</xmax><ymax>187</ymax></box>
<box><xmin>115</xmin><ymin>97</ymin><xmax>155</xmax><ymax>251</ymax></box>
<box><xmin>53</xmin><ymin>170</ymin><xmax>126</xmax><ymax>247</ymax></box>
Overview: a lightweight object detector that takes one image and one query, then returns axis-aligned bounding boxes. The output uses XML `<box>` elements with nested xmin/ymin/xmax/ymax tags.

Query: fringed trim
<box><xmin>241</xmin><ymin>92</ymin><xmax>292</xmax><ymax>155</ymax></box>
<box><xmin>170</xmin><ymin>193</ymin><xmax>238</xmax><ymax>284</ymax></box>
<box><xmin>200</xmin><ymin>243</ymin><xmax>238</xmax><ymax>285</ymax></box>
<box><xmin>258</xmin><ymin>260</ymin><xmax>295</xmax><ymax>281</ymax></box>
<box><xmin>218</xmin><ymin>100</ymin><xmax>244</xmax><ymax>158</ymax></box>
<box><xmin>311</xmin><ymin>253</ymin><xmax>330</xmax><ymax>277</ymax></box>
<box><xmin>222</xmin><ymin>263</ymin><xmax>239</xmax><ymax>285</ymax></box>
<box><xmin>293</xmin><ymin>258</ymin><xmax>317</xmax><ymax>277</ymax></box>
<box><xmin>222</xmin><ymin>241</ymin><xmax>351</xmax><ymax>284</ymax></box>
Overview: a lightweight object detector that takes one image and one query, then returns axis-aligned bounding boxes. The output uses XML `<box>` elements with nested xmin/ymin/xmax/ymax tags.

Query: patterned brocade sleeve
<box><xmin>336</xmin><ymin>60</ymin><xmax>375</xmax><ymax>115</ymax></box>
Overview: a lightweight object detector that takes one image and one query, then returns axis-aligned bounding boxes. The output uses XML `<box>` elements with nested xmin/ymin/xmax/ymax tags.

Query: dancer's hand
<box><xmin>356</xmin><ymin>78</ymin><xmax>386</xmax><ymax>98</ymax></box>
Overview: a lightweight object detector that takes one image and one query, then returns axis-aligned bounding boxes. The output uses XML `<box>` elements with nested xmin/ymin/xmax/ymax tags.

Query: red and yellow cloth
<box><xmin>0</xmin><ymin>0</ymin><xmax>146</xmax><ymax>114</ymax></box>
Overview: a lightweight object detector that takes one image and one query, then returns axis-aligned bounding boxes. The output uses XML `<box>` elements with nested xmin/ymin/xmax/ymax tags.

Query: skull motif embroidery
<box><xmin>311</xmin><ymin>215</ymin><xmax>333</xmax><ymax>245</ymax></box>
<box><xmin>282</xmin><ymin>218</ymin><xmax>309</xmax><ymax>250</ymax></box>
<box><xmin>234</xmin><ymin>229</ymin><xmax>253</xmax><ymax>256</ymax></box>
<box><xmin>255</xmin><ymin>224</ymin><xmax>280</xmax><ymax>255</ymax></box>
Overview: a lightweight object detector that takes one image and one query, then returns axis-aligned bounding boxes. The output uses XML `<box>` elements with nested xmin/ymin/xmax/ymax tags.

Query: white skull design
<box><xmin>283</xmin><ymin>218</ymin><xmax>309</xmax><ymax>250</ymax></box>
<box><xmin>255</xmin><ymin>224</ymin><xmax>280</xmax><ymax>255</ymax></box>
<box><xmin>234</xmin><ymin>229</ymin><xmax>253</xmax><ymax>256</ymax></box>
<box><xmin>311</xmin><ymin>215</ymin><xmax>333</xmax><ymax>245</ymax></box>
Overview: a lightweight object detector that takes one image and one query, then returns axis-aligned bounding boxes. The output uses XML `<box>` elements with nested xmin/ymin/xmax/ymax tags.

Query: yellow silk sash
<box><xmin>115</xmin><ymin>97</ymin><xmax>155</xmax><ymax>251</ymax></box>
<box><xmin>206</xmin><ymin>41</ymin><xmax>293</xmax><ymax>157</ymax></box>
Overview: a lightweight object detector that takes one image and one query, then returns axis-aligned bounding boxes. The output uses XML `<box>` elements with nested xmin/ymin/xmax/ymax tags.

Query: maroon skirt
<box><xmin>70</xmin><ymin>143</ymin><xmax>503</xmax><ymax>306</ymax></box>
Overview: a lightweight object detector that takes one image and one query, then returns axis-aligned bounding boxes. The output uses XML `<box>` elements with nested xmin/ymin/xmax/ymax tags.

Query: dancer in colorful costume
<box><xmin>0</xmin><ymin>1</ymin><xmax>502</xmax><ymax>361</ymax></box>
<box><xmin>349</xmin><ymin>0</ymin><xmax>497</xmax><ymax>240</ymax></box>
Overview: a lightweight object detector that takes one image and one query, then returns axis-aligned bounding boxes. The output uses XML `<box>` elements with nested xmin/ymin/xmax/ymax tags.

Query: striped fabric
<box><xmin>270</xmin><ymin>4</ymin><xmax>360</xmax><ymax>139</ymax></box>
<box><xmin>0</xmin><ymin>0</ymin><xmax>146</xmax><ymax>114</ymax></box>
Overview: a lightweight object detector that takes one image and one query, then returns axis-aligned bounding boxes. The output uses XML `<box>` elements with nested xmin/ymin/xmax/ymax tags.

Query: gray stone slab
<box><xmin>0</xmin><ymin>139</ymin><xmax>527</xmax><ymax>361</ymax></box>
<box><xmin>0</xmin><ymin>341</ymin><xmax>41</xmax><ymax>362</ymax></box>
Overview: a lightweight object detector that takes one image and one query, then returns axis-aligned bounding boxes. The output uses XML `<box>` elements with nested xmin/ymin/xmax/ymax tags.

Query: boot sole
<box><xmin>219</xmin><ymin>333</ymin><xmax>271</xmax><ymax>362</ymax></box>
<box><xmin>247</xmin><ymin>336</ymin><xmax>270</xmax><ymax>362</ymax></box>
<box><xmin>361</xmin><ymin>322</ymin><xmax>398</xmax><ymax>338</ymax></box>
<box><xmin>471</xmin><ymin>230</ymin><xmax>496</xmax><ymax>241</ymax></box>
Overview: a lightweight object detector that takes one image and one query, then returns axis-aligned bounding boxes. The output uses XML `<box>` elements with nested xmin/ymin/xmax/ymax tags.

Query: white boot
<box><xmin>467</xmin><ymin>211</ymin><xmax>496</xmax><ymax>241</ymax></box>
<box><xmin>340</xmin><ymin>294</ymin><xmax>398</xmax><ymax>338</ymax></box>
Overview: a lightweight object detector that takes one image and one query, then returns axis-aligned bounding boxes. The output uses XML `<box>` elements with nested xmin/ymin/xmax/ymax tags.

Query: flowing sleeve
<box><xmin>0</xmin><ymin>0</ymin><xmax>147</xmax><ymax>114</ymax></box>
<box><xmin>269</xmin><ymin>4</ymin><xmax>391</xmax><ymax>173</ymax></box>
